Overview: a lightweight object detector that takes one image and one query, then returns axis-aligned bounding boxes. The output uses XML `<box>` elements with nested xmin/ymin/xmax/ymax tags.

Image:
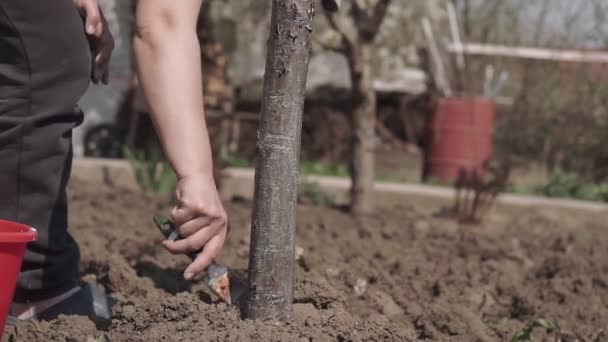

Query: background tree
<box><xmin>322</xmin><ymin>0</ymin><xmax>393</xmax><ymax>215</ymax></box>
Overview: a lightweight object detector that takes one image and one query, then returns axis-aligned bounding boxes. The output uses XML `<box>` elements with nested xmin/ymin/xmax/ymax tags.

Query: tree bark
<box><xmin>244</xmin><ymin>0</ymin><xmax>313</xmax><ymax>321</ymax></box>
<box><xmin>347</xmin><ymin>43</ymin><xmax>376</xmax><ymax>215</ymax></box>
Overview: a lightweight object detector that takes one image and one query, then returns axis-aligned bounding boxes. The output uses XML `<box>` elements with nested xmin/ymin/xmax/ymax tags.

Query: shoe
<box><xmin>10</xmin><ymin>284</ymin><xmax>116</xmax><ymax>328</ymax></box>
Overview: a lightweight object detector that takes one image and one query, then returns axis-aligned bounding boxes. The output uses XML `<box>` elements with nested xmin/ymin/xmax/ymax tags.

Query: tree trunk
<box><xmin>348</xmin><ymin>43</ymin><xmax>376</xmax><ymax>215</ymax></box>
<box><xmin>244</xmin><ymin>0</ymin><xmax>313</xmax><ymax>321</ymax></box>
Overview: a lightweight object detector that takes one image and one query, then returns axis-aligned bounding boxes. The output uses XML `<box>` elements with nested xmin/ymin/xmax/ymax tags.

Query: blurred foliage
<box><xmin>83</xmin><ymin>124</ymin><xmax>124</xmax><ymax>159</ymax></box>
<box><xmin>300</xmin><ymin>161</ymin><xmax>349</xmax><ymax>177</ymax></box>
<box><xmin>533</xmin><ymin>169</ymin><xmax>608</xmax><ymax>202</ymax></box>
<box><xmin>298</xmin><ymin>181</ymin><xmax>335</xmax><ymax>207</ymax></box>
<box><xmin>220</xmin><ymin>152</ymin><xmax>252</xmax><ymax>168</ymax></box>
<box><xmin>451</xmin><ymin>0</ymin><xmax>608</xmax><ymax>183</ymax></box>
<box><xmin>495</xmin><ymin>62</ymin><xmax>608</xmax><ymax>183</ymax></box>
<box><xmin>124</xmin><ymin>144</ymin><xmax>176</xmax><ymax>194</ymax></box>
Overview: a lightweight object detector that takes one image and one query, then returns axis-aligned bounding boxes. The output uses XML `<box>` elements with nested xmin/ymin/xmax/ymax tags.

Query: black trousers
<box><xmin>0</xmin><ymin>0</ymin><xmax>91</xmax><ymax>302</ymax></box>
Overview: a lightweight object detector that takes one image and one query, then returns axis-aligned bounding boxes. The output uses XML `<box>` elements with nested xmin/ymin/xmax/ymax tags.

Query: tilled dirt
<box><xmin>4</xmin><ymin>174</ymin><xmax>608</xmax><ymax>341</ymax></box>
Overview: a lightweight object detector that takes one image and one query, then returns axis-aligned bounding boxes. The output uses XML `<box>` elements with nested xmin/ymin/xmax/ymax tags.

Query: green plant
<box><xmin>536</xmin><ymin>169</ymin><xmax>583</xmax><ymax>198</ymax></box>
<box><xmin>487</xmin><ymin>318</ymin><xmax>509</xmax><ymax>335</ymax></box>
<box><xmin>535</xmin><ymin>169</ymin><xmax>608</xmax><ymax>202</ymax></box>
<box><xmin>123</xmin><ymin>144</ymin><xmax>176</xmax><ymax>194</ymax></box>
<box><xmin>298</xmin><ymin>181</ymin><xmax>335</xmax><ymax>207</ymax></box>
<box><xmin>300</xmin><ymin>161</ymin><xmax>348</xmax><ymax>177</ymax></box>
<box><xmin>510</xmin><ymin>319</ymin><xmax>560</xmax><ymax>342</ymax></box>
<box><xmin>478</xmin><ymin>293</ymin><xmax>488</xmax><ymax>314</ymax></box>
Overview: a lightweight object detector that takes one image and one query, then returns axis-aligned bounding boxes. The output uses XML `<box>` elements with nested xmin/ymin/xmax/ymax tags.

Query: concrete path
<box><xmin>73</xmin><ymin>157</ymin><xmax>608</xmax><ymax>214</ymax></box>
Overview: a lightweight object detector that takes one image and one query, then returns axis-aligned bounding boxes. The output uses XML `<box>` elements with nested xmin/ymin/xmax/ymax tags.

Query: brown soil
<box><xmin>4</xmin><ymin>173</ymin><xmax>608</xmax><ymax>341</ymax></box>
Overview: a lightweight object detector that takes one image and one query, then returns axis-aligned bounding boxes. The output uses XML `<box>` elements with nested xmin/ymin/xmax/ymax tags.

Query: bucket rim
<box><xmin>0</xmin><ymin>219</ymin><xmax>38</xmax><ymax>243</ymax></box>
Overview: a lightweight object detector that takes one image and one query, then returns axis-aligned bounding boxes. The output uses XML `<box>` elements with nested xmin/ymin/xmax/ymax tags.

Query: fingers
<box><xmin>161</xmin><ymin>223</ymin><xmax>218</xmax><ymax>255</ymax></box>
<box><xmin>170</xmin><ymin>201</ymin><xmax>226</xmax><ymax>229</ymax></box>
<box><xmin>175</xmin><ymin>216</ymin><xmax>213</xmax><ymax>238</ymax></box>
<box><xmin>170</xmin><ymin>205</ymin><xmax>194</xmax><ymax>226</ymax></box>
<box><xmin>163</xmin><ymin>176</ymin><xmax>228</xmax><ymax>279</ymax></box>
<box><xmin>184</xmin><ymin>235</ymin><xmax>225</xmax><ymax>280</ymax></box>
<box><xmin>162</xmin><ymin>205</ymin><xmax>228</xmax><ymax>280</ymax></box>
<box><xmin>83</xmin><ymin>3</ymin><xmax>113</xmax><ymax>84</ymax></box>
<box><xmin>82</xmin><ymin>1</ymin><xmax>102</xmax><ymax>37</ymax></box>
<box><xmin>93</xmin><ymin>45</ymin><xmax>112</xmax><ymax>84</ymax></box>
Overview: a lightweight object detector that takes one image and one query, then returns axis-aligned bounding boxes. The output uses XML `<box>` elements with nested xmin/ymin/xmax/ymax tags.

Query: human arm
<box><xmin>133</xmin><ymin>0</ymin><xmax>228</xmax><ymax>280</ymax></box>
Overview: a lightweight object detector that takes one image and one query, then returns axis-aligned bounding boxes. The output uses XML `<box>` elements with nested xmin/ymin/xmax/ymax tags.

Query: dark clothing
<box><xmin>0</xmin><ymin>0</ymin><xmax>90</xmax><ymax>302</ymax></box>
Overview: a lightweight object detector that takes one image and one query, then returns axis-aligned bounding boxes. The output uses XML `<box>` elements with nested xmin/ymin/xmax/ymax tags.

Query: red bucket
<box><xmin>0</xmin><ymin>220</ymin><xmax>37</xmax><ymax>336</ymax></box>
<box><xmin>428</xmin><ymin>97</ymin><xmax>496</xmax><ymax>183</ymax></box>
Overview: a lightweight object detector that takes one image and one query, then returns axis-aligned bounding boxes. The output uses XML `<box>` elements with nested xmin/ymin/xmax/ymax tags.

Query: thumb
<box><xmin>83</xmin><ymin>1</ymin><xmax>102</xmax><ymax>36</ymax></box>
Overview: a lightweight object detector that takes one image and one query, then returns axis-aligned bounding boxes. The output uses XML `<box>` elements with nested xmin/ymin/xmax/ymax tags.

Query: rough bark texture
<box><xmin>347</xmin><ymin>43</ymin><xmax>376</xmax><ymax>215</ymax></box>
<box><xmin>244</xmin><ymin>0</ymin><xmax>314</xmax><ymax>320</ymax></box>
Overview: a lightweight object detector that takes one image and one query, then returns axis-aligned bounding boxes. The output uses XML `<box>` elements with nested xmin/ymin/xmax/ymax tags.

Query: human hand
<box><xmin>162</xmin><ymin>173</ymin><xmax>229</xmax><ymax>280</ymax></box>
<box><xmin>73</xmin><ymin>0</ymin><xmax>114</xmax><ymax>84</ymax></box>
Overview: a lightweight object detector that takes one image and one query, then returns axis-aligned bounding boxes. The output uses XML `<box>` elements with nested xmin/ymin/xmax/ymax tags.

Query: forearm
<box><xmin>133</xmin><ymin>0</ymin><xmax>212</xmax><ymax>179</ymax></box>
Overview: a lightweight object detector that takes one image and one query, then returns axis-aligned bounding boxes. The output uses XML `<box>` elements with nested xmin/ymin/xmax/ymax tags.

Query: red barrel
<box><xmin>0</xmin><ymin>220</ymin><xmax>37</xmax><ymax>336</ymax></box>
<box><xmin>428</xmin><ymin>97</ymin><xmax>496</xmax><ymax>183</ymax></box>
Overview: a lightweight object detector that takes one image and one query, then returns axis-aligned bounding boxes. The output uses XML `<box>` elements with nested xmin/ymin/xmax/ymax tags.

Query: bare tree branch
<box><xmin>323</xmin><ymin>9</ymin><xmax>357</xmax><ymax>49</ymax></box>
<box><xmin>351</xmin><ymin>0</ymin><xmax>366</xmax><ymax>13</ymax></box>
<box><xmin>532</xmin><ymin>0</ymin><xmax>551</xmax><ymax>45</ymax></box>
<box><xmin>365</xmin><ymin>0</ymin><xmax>392</xmax><ymax>40</ymax></box>
<box><xmin>350</xmin><ymin>0</ymin><xmax>366</xmax><ymax>26</ymax></box>
<box><xmin>350</xmin><ymin>0</ymin><xmax>392</xmax><ymax>42</ymax></box>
